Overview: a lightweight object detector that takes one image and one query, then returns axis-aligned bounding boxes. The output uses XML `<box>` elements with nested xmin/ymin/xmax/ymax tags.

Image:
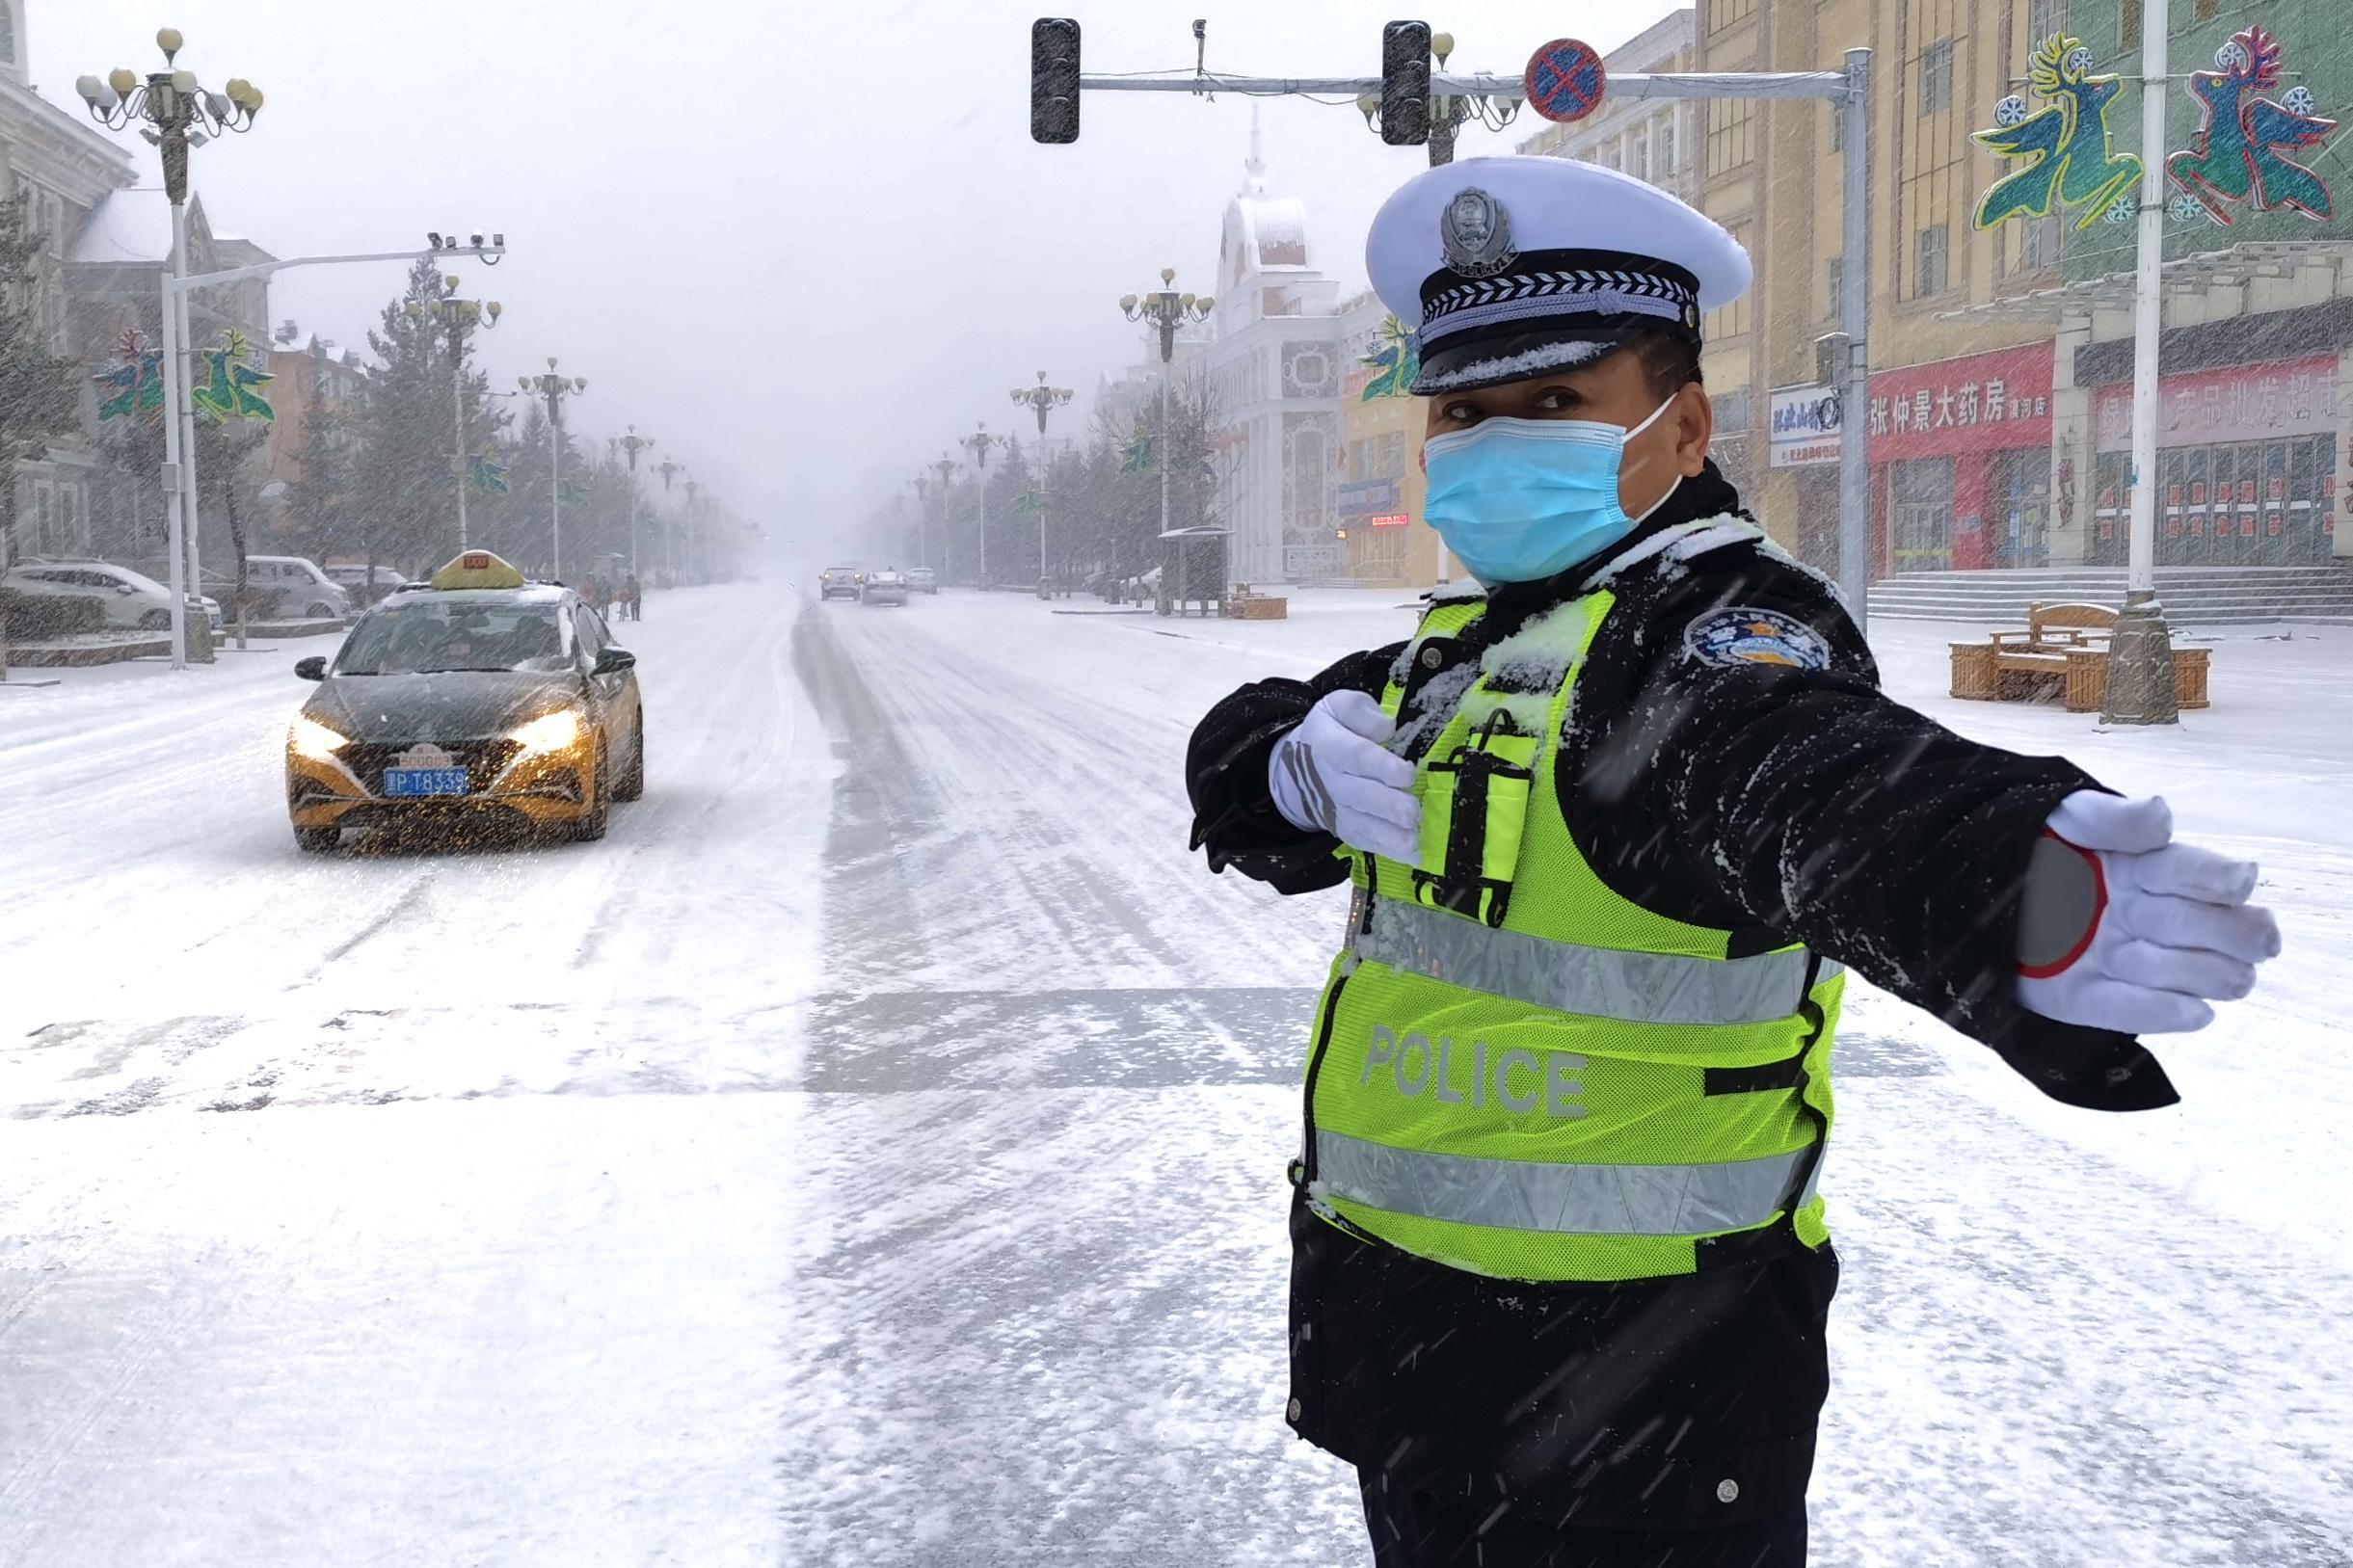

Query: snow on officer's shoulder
<box><xmin>1366</xmin><ymin>155</ymin><xmax>1749</xmax><ymax>397</ymax></box>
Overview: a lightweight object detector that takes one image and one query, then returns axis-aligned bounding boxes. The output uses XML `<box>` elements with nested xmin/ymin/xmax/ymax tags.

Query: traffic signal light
<box><xmin>1032</xmin><ymin>18</ymin><xmax>1082</xmax><ymax>144</ymax></box>
<box><xmin>1379</xmin><ymin>20</ymin><xmax>1431</xmax><ymax>146</ymax></box>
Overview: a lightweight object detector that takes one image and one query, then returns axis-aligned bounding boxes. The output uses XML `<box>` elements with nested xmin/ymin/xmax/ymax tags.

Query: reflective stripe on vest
<box><xmin>1356</xmin><ymin>896</ymin><xmax>1841</xmax><ymax>1027</ymax></box>
<box><xmin>1315</xmin><ymin>1129</ymin><xmax>1807</xmax><ymax>1236</ymax></box>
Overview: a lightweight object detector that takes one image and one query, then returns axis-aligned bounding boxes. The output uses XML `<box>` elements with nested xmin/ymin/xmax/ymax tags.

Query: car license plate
<box><xmin>384</xmin><ymin>766</ymin><xmax>469</xmax><ymax>797</ymax></box>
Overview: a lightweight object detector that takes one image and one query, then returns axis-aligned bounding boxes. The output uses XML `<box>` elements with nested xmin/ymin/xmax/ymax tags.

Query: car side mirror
<box><xmin>592</xmin><ymin>647</ymin><xmax>636</xmax><ymax>676</ymax></box>
<box><xmin>294</xmin><ymin>655</ymin><xmax>327</xmax><ymax>681</ymax></box>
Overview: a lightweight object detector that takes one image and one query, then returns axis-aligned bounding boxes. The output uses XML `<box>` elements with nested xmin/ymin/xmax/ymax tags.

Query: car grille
<box><xmin>338</xmin><ymin>739</ymin><xmax>525</xmax><ymax>794</ymax></box>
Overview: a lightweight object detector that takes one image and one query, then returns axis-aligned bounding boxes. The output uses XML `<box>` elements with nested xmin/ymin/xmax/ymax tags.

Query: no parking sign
<box><xmin>1524</xmin><ymin>39</ymin><xmax>1607</xmax><ymax>124</ymax></box>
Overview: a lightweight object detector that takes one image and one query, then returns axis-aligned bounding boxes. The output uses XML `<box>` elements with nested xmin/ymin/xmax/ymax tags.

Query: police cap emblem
<box><xmin>1439</xmin><ymin>187</ymin><xmax>1517</xmax><ymax>279</ymax></box>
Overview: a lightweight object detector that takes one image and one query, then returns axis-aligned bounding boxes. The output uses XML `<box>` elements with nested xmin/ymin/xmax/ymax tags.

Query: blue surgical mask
<box><xmin>1422</xmin><ymin>397</ymin><xmax>1683</xmax><ymax>585</ymax></box>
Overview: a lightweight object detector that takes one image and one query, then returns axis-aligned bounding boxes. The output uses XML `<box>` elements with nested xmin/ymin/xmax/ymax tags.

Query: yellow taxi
<box><xmin>283</xmin><ymin>550</ymin><xmax>645</xmax><ymax>852</ymax></box>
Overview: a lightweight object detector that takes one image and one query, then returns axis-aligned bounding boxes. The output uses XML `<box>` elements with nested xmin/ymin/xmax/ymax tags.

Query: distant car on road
<box><xmin>819</xmin><ymin>566</ymin><xmax>865</xmax><ymax>601</ymax></box>
<box><xmin>246</xmin><ymin>554</ymin><xmax>354</xmax><ymax>621</ymax></box>
<box><xmin>905</xmin><ymin>567</ymin><xmax>939</xmax><ymax>596</ymax></box>
<box><xmin>862</xmin><ymin>570</ymin><xmax>910</xmax><ymax>607</ymax></box>
<box><xmin>324</xmin><ymin>562</ymin><xmax>412</xmax><ymax>608</ymax></box>
<box><xmin>284</xmin><ymin>549</ymin><xmax>644</xmax><ymax>854</ymax></box>
<box><xmin>3</xmin><ymin>559</ymin><xmax>223</xmax><ymax>634</ymax></box>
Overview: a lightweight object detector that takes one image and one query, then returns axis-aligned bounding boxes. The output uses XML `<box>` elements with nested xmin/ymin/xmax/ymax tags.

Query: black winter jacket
<box><xmin>1185</xmin><ymin>465</ymin><xmax>2177</xmax><ymax>1531</ymax></box>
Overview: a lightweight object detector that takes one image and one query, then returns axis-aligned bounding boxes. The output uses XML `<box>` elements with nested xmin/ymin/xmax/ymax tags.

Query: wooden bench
<box><xmin>1950</xmin><ymin>601</ymin><xmax>2210</xmax><ymax>712</ymax></box>
<box><xmin>1225</xmin><ymin>584</ymin><xmax>1289</xmax><ymax>621</ymax></box>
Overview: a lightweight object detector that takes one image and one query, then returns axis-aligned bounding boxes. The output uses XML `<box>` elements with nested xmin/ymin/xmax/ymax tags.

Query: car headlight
<box><xmin>289</xmin><ymin>716</ymin><xmax>349</xmax><ymax>761</ymax></box>
<box><xmin>509</xmin><ymin>708</ymin><xmax>584</xmax><ymax>757</ymax></box>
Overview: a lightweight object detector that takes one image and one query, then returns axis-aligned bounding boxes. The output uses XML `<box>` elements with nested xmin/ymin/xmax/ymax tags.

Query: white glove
<box><xmin>1268</xmin><ymin>692</ymin><xmax>1421</xmax><ymax>863</ymax></box>
<box><xmin>2017</xmin><ymin>791</ymin><xmax>2282</xmax><ymax>1034</ymax></box>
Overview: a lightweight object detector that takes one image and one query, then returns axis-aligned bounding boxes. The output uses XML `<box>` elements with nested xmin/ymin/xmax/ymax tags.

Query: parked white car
<box><xmin>3</xmin><ymin>560</ymin><xmax>224</xmax><ymax>633</ymax></box>
<box><xmin>245</xmin><ymin>555</ymin><xmax>353</xmax><ymax>620</ymax></box>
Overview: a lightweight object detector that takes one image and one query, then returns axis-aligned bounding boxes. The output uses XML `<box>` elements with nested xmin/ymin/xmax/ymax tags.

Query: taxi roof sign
<box><xmin>429</xmin><ymin>550</ymin><xmax>527</xmax><ymax>591</ymax></box>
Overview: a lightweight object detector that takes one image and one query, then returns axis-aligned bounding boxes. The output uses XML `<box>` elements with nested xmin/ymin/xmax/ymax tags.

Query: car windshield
<box><xmin>334</xmin><ymin>601</ymin><xmax>569</xmax><ymax>675</ymax></box>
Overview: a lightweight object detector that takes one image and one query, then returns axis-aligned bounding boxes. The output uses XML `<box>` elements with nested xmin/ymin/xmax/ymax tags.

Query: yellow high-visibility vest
<box><xmin>1299</xmin><ymin>584</ymin><xmax>1843</xmax><ymax>1283</ymax></box>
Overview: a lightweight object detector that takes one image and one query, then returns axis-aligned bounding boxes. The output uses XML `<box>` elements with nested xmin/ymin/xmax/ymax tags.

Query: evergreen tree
<box><xmin>348</xmin><ymin>259</ymin><xmax>503</xmax><ymax>571</ymax></box>
<box><xmin>0</xmin><ymin>191</ymin><xmax>84</xmax><ymax>667</ymax></box>
<box><xmin>281</xmin><ymin>395</ymin><xmax>354</xmax><ymax>569</ymax></box>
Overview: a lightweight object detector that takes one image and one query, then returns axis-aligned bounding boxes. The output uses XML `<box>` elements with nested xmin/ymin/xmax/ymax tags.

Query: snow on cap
<box><xmin>1366</xmin><ymin>156</ymin><xmax>1751</xmax><ymax>395</ymax></box>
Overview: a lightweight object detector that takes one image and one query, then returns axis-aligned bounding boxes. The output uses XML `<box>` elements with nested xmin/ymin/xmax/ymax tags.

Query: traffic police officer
<box><xmin>1184</xmin><ymin>157</ymin><xmax>2281</xmax><ymax>1567</ymax></box>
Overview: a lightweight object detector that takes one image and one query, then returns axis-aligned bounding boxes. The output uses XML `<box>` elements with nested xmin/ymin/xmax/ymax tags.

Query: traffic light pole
<box><xmin>1051</xmin><ymin>51</ymin><xmax>1876</xmax><ymax>629</ymax></box>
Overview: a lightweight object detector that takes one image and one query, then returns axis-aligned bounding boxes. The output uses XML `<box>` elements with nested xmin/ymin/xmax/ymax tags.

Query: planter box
<box><xmin>5</xmin><ymin>635</ymin><xmax>172</xmax><ymax>667</ymax></box>
<box><xmin>230</xmin><ymin>619</ymin><xmax>345</xmax><ymax>640</ymax></box>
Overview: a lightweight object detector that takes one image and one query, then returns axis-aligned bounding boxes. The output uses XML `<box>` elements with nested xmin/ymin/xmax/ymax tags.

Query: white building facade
<box><xmin>1202</xmin><ymin>144</ymin><xmax>1345</xmax><ymax>585</ymax></box>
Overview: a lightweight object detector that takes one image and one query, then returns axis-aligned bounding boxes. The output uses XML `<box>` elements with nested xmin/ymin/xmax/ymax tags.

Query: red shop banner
<box><xmin>1867</xmin><ymin>342</ymin><xmax>2055</xmax><ymax>464</ymax></box>
<box><xmin>2094</xmin><ymin>356</ymin><xmax>2339</xmax><ymax>453</ymax></box>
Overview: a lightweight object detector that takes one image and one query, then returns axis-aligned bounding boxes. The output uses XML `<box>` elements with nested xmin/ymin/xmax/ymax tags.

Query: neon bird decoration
<box><xmin>2167</xmin><ymin>27</ymin><xmax>2338</xmax><ymax>224</ymax></box>
<box><xmin>93</xmin><ymin>329</ymin><xmax>166</xmax><ymax>422</ymax></box>
<box><xmin>1973</xmin><ymin>36</ymin><xmax>2144</xmax><ymax>233</ymax></box>
<box><xmin>189</xmin><ymin>331</ymin><xmax>277</xmax><ymax>423</ymax></box>
<box><xmin>1358</xmin><ymin>315</ymin><xmax>1422</xmax><ymax>402</ymax></box>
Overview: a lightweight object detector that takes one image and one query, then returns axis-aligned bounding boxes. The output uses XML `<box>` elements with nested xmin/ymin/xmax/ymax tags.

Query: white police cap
<box><xmin>1366</xmin><ymin>156</ymin><xmax>1752</xmax><ymax>396</ymax></box>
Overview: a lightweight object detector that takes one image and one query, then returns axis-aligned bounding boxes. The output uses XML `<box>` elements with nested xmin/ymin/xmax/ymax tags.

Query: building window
<box><xmin>1709</xmin><ymin>0</ymin><xmax>1757</xmax><ymax>32</ymax></box>
<box><xmin>1830</xmin><ymin>99</ymin><xmax>1844</xmax><ymax>153</ymax></box>
<box><xmin>1920</xmin><ymin>40</ymin><xmax>1954</xmax><ymax>116</ymax></box>
<box><xmin>2123</xmin><ymin>0</ymin><xmax>2141</xmax><ymax>48</ymax></box>
<box><xmin>1706</xmin><ymin>99</ymin><xmax>1756</xmax><ymax>174</ymax></box>
<box><xmin>1915</xmin><ymin>224</ymin><xmax>1950</xmax><ymax>298</ymax></box>
<box><xmin>1631</xmin><ymin>131</ymin><xmax>1650</xmax><ymax>183</ymax></box>
<box><xmin>1705</xmin><ymin>228</ymin><xmax>1753</xmax><ymax>339</ymax></box>
<box><xmin>1713</xmin><ymin>386</ymin><xmax>1753</xmax><ymax>433</ymax></box>
<box><xmin>1656</xmin><ymin>118</ymin><xmax>1677</xmax><ymax>181</ymax></box>
<box><xmin>2020</xmin><ymin>215</ymin><xmax>2060</xmax><ymax>271</ymax></box>
<box><xmin>1378</xmin><ymin>430</ymin><xmax>1406</xmax><ymax>478</ymax></box>
<box><xmin>1825</xmin><ymin>256</ymin><xmax>1844</xmax><ymax>320</ymax></box>
<box><xmin>2193</xmin><ymin>0</ymin><xmax>2219</xmax><ymax>19</ymax></box>
<box><xmin>2029</xmin><ymin>0</ymin><xmax>2068</xmax><ymax>41</ymax></box>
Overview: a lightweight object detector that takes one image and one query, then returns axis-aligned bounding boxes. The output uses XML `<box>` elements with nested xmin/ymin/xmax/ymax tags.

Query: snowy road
<box><xmin>2</xmin><ymin>585</ymin><xmax>2348</xmax><ymax>1565</ymax></box>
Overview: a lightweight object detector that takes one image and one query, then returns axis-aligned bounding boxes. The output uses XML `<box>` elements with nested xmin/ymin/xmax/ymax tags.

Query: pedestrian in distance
<box><xmin>1185</xmin><ymin>155</ymin><xmax>2282</xmax><ymax>1568</ymax></box>
<box><xmin>624</xmin><ymin>572</ymin><xmax>642</xmax><ymax>621</ymax></box>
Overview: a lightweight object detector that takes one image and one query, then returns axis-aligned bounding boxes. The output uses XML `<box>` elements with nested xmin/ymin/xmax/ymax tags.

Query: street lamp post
<box><xmin>957</xmin><ymin>423</ymin><xmax>1006</xmax><ymax>589</ymax></box>
<box><xmin>76</xmin><ymin>30</ymin><xmax>261</xmax><ymax>668</ymax></box>
<box><xmin>1119</xmin><ymin>269</ymin><xmax>1215</xmax><ymax>545</ymax></box>
<box><xmin>683</xmin><ymin>479</ymin><xmax>702</xmax><ymax>585</ymax></box>
<box><xmin>520</xmin><ymin>359</ymin><xmax>588</xmax><ymax>580</ymax></box>
<box><xmin>908</xmin><ymin>476</ymin><xmax>934</xmax><ymax>573</ymax></box>
<box><xmin>405</xmin><ymin>279</ymin><xmax>501</xmax><ymax>552</ymax></box>
<box><xmin>651</xmin><ymin>457</ymin><xmax>683</xmax><ymax>585</ymax></box>
<box><xmin>932</xmin><ymin>454</ymin><xmax>959</xmax><ymax>584</ymax></box>
<box><xmin>610</xmin><ymin>425</ymin><xmax>656</xmax><ymax>581</ymax></box>
<box><xmin>2103</xmin><ymin>1</ymin><xmax>2179</xmax><ymax>725</ymax></box>
<box><xmin>1009</xmin><ymin>370</ymin><xmax>1073</xmax><ymax>592</ymax></box>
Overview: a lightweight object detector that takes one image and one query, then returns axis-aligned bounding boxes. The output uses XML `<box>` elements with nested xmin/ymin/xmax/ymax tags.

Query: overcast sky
<box><xmin>36</xmin><ymin>1</ymin><xmax>1681</xmax><ymax>540</ymax></box>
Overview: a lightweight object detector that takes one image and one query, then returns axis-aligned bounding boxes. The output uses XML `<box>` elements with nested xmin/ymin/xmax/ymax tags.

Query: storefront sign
<box><xmin>1337</xmin><ymin>477</ymin><xmax>1404</xmax><ymax>518</ymax></box>
<box><xmin>1769</xmin><ymin>385</ymin><xmax>1843</xmax><ymax>468</ymax></box>
<box><xmin>1368</xmin><ymin>513</ymin><xmax>1411</xmax><ymax>528</ymax></box>
<box><xmin>1868</xmin><ymin>343</ymin><xmax>2055</xmax><ymax>463</ymax></box>
<box><xmin>2093</xmin><ymin>355</ymin><xmax>2338</xmax><ymax>451</ymax></box>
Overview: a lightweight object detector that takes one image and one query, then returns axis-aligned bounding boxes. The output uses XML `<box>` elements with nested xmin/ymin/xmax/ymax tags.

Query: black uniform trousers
<box><xmin>1359</xmin><ymin>1469</ymin><xmax>1807</xmax><ymax>1568</ymax></box>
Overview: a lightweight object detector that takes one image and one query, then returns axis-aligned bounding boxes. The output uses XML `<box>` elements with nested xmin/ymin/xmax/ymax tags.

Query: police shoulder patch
<box><xmin>1680</xmin><ymin>605</ymin><xmax>1832</xmax><ymax>671</ymax></box>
